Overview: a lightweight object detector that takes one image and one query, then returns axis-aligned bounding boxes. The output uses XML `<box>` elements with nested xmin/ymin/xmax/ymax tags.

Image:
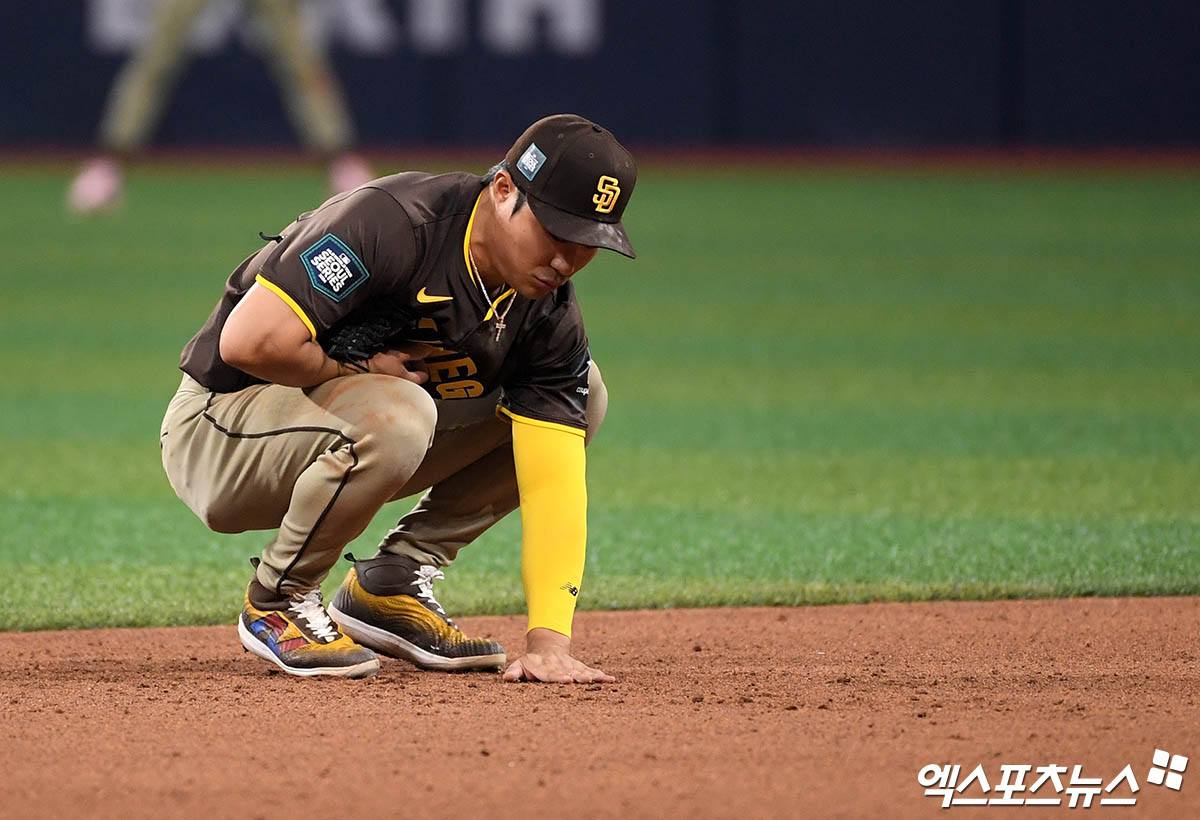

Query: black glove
<box><xmin>318</xmin><ymin>297</ymin><xmax>414</xmax><ymax>372</ymax></box>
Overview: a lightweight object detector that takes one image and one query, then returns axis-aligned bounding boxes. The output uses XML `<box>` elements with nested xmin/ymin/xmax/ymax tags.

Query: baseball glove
<box><xmin>318</xmin><ymin>296</ymin><xmax>415</xmax><ymax>372</ymax></box>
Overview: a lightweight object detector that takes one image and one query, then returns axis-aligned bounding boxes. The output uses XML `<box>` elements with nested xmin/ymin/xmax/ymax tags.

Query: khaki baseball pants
<box><xmin>160</xmin><ymin>364</ymin><xmax>607</xmax><ymax>596</ymax></box>
<box><xmin>101</xmin><ymin>0</ymin><xmax>355</xmax><ymax>154</ymax></box>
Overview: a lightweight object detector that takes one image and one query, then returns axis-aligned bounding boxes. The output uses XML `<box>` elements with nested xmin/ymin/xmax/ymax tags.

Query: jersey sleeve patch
<box><xmin>300</xmin><ymin>233</ymin><xmax>369</xmax><ymax>302</ymax></box>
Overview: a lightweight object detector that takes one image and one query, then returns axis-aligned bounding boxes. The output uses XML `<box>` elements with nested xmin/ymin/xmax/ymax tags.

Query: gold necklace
<box><xmin>468</xmin><ymin>244</ymin><xmax>515</xmax><ymax>342</ymax></box>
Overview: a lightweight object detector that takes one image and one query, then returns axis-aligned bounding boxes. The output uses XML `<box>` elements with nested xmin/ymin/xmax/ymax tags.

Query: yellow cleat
<box><xmin>328</xmin><ymin>555</ymin><xmax>505</xmax><ymax>671</ymax></box>
<box><xmin>238</xmin><ymin>584</ymin><xmax>379</xmax><ymax>679</ymax></box>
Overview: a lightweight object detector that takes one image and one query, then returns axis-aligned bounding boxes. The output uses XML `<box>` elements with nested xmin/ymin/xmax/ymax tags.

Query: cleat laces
<box><xmin>413</xmin><ymin>565</ymin><xmax>454</xmax><ymax>623</ymax></box>
<box><xmin>288</xmin><ymin>589</ymin><xmax>339</xmax><ymax>643</ymax></box>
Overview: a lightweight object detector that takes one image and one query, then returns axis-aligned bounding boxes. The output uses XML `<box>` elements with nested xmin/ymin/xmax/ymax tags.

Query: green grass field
<box><xmin>1</xmin><ymin>159</ymin><xmax>1197</xmax><ymax>630</ymax></box>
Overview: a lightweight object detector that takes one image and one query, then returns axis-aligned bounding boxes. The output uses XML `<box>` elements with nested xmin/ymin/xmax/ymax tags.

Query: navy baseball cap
<box><xmin>504</xmin><ymin>114</ymin><xmax>637</xmax><ymax>259</ymax></box>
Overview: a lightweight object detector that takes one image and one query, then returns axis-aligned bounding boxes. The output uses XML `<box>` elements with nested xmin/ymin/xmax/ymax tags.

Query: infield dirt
<box><xmin>2</xmin><ymin>598</ymin><xmax>1197</xmax><ymax>819</ymax></box>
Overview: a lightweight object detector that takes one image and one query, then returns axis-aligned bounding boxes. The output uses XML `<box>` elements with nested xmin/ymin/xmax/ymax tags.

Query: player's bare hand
<box><xmin>502</xmin><ymin>627</ymin><xmax>615</xmax><ymax>684</ymax></box>
<box><xmin>367</xmin><ymin>343</ymin><xmax>433</xmax><ymax>384</ymax></box>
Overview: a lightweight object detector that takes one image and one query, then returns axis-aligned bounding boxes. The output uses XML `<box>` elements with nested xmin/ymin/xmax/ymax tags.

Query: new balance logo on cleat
<box><xmin>560</xmin><ymin>582</ymin><xmax>579</xmax><ymax>597</ymax></box>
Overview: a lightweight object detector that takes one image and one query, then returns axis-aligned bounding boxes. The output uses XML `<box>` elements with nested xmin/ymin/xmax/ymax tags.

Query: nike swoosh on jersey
<box><xmin>416</xmin><ymin>287</ymin><xmax>453</xmax><ymax>303</ymax></box>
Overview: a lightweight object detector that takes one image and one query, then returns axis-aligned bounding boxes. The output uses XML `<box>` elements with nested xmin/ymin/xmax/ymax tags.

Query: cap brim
<box><xmin>526</xmin><ymin>196</ymin><xmax>636</xmax><ymax>259</ymax></box>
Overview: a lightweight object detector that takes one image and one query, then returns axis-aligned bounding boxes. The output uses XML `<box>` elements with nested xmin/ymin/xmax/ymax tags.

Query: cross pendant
<box><xmin>494</xmin><ymin>318</ymin><xmax>506</xmax><ymax>342</ymax></box>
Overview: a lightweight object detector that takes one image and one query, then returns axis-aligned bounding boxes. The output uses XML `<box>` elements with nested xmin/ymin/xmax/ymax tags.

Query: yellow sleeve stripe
<box><xmin>497</xmin><ymin>406</ymin><xmax>586</xmax><ymax>438</ymax></box>
<box><xmin>255</xmin><ymin>274</ymin><xmax>317</xmax><ymax>341</ymax></box>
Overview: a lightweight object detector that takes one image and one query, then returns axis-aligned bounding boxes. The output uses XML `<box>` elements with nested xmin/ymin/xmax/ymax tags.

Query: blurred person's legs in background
<box><xmin>67</xmin><ymin>0</ymin><xmax>208</xmax><ymax>213</ymax></box>
<box><xmin>253</xmin><ymin>0</ymin><xmax>373</xmax><ymax>194</ymax></box>
<box><xmin>67</xmin><ymin>0</ymin><xmax>373</xmax><ymax>213</ymax></box>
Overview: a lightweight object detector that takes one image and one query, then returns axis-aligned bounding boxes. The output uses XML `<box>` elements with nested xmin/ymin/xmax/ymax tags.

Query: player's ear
<box><xmin>491</xmin><ymin>168</ymin><xmax>516</xmax><ymax>207</ymax></box>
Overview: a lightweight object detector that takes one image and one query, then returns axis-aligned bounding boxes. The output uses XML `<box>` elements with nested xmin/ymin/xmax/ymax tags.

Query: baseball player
<box><xmin>160</xmin><ymin>114</ymin><xmax>636</xmax><ymax>683</ymax></box>
<box><xmin>68</xmin><ymin>0</ymin><xmax>372</xmax><ymax>213</ymax></box>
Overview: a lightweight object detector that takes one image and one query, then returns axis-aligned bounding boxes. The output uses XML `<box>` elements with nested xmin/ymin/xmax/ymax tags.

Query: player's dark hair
<box><xmin>483</xmin><ymin>161</ymin><xmax>527</xmax><ymax>216</ymax></box>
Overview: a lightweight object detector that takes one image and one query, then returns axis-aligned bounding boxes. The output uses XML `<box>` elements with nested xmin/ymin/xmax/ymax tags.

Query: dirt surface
<box><xmin>2</xmin><ymin>598</ymin><xmax>1197</xmax><ymax>819</ymax></box>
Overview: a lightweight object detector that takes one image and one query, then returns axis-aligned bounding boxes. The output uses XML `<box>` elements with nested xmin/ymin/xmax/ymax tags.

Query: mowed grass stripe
<box><xmin>601</xmin><ymin>404</ymin><xmax>1200</xmax><ymax>457</ymax></box>
<box><xmin>4</xmin><ymin>438</ymin><xmax>1196</xmax><ymax>516</ymax></box>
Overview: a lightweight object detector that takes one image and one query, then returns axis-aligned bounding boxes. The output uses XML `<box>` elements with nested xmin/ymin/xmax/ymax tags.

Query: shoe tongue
<box><xmin>290</xmin><ymin>588</ymin><xmax>321</xmax><ymax>604</ymax></box>
<box><xmin>289</xmin><ymin>592</ymin><xmax>338</xmax><ymax>643</ymax></box>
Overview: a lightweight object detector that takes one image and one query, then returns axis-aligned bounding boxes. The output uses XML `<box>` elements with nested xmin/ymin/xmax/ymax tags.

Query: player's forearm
<box><xmin>223</xmin><ymin>336</ymin><xmax>354</xmax><ymax>388</ymax></box>
<box><xmin>219</xmin><ymin>279</ymin><xmax>358</xmax><ymax>387</ymax></box>
<box><xmin>511</xmin><ymin>419</ymin><xmax>587</xmax><ymax>638</ymax></box>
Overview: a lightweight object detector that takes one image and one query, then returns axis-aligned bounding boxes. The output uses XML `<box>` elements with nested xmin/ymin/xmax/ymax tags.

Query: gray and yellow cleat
<box><xmin>238</xmin><ymin>579</ymin><xmax>380</xmax><ymax>679</ymax></box>
<box><xmin>328</xmin><ymin>553</ymin><xmax>506</xmax><ymax>671</ymax></box>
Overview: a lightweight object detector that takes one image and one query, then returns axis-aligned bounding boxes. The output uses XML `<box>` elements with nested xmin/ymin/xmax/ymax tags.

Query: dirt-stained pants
<box><xmin>160</xmin><ymin>364</ymin><xmax>607</xmax><ymax>596</ymax></box>
<box><xmin>100</xmin><ymin>0</ymin><xmax>355</xmax><ymax>154</ymax></box>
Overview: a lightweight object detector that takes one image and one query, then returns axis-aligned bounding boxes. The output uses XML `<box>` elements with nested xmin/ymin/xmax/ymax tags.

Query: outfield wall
<box><xmin>3</xmin><ymin>0</ymin><xmax>1198</xmax><ymax>148</ymax></box>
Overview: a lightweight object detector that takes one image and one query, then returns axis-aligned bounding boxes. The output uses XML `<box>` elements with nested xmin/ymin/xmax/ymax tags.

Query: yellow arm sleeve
<box><xmin>510</xmin><ymin>417</ymin><xmax>587</xmax><ymax>638</ymax></box>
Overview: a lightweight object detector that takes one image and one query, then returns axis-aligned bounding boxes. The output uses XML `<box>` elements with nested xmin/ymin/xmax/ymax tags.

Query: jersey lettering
<box><xmin>419</xmin><ymin>320</ymin><xmax>484</xmax><ymax>400</ymax></box>
<box><xmin>437</xmin><ymin>380</ymin><xmax>485</xmax><ymax>399</ymax></box>
<box><xmin>428</xmin><ymin>356</ymin><xmax>478</xmax><ymax>382</ymax></box>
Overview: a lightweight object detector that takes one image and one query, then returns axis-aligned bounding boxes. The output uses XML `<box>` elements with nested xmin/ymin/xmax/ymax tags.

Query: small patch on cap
<box><xmin>517</xmin><ymin>143</ymin><xmax>547</xmax><ymax>181</ymax></box>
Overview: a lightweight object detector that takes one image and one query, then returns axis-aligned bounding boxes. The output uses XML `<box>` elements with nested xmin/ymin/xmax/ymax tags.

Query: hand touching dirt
<box><xmin>502</xmin><ymin>627</ymin><xmax>614</xmax><ymax>683</ymax></box>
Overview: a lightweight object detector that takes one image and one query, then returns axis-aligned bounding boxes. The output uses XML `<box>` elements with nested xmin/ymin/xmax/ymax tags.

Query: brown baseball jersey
<box><xmin>179</xmin><ymin>172</ymin><xmax>591</xmax><ymax>433</ymax></box>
